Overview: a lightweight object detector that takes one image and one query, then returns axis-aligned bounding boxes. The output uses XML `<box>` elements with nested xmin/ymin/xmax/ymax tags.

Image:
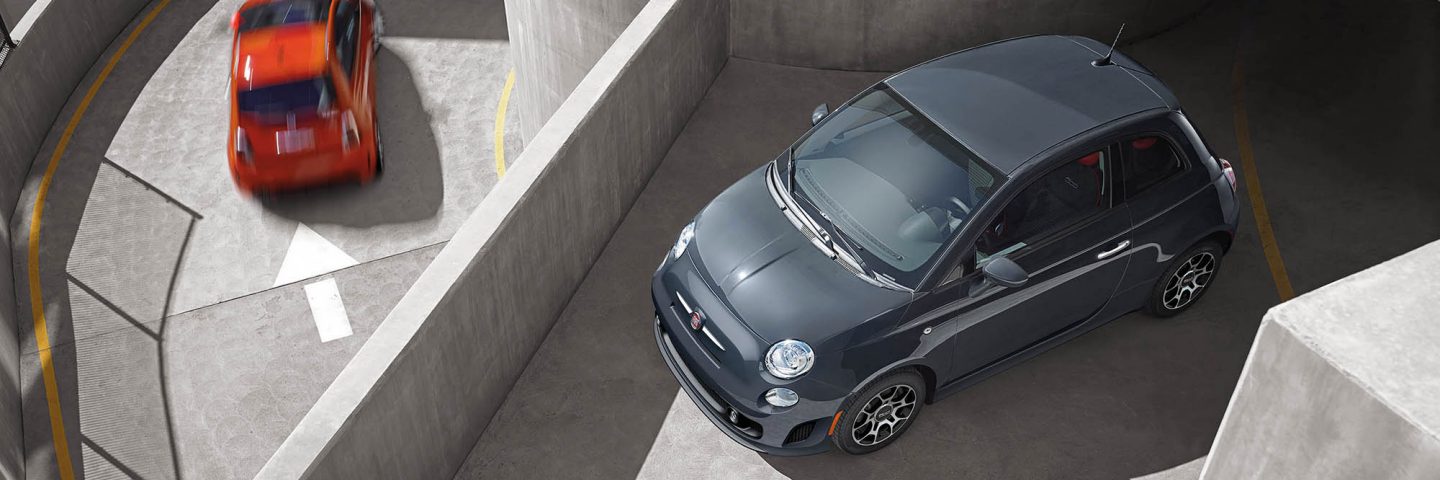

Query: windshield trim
<box><xmin>782</xmin><ymin>85</ymin><xmax>1007</xmax><ymax>291</ymax></box>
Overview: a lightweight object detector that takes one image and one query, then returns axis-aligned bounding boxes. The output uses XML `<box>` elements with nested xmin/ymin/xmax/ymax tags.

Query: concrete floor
<box><xmin>454</xmin><ymin>0</ymin><xmax>1440</xmax><ymax>478</ymax></box>
<box><xmin>10</xmin><ymin>0</ymin><xmax>520</xmax><ymax>477</ymax></box>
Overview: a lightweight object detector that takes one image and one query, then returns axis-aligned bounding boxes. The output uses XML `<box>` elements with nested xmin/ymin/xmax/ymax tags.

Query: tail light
<box><xmin>235</xmin><ymin>127</ymin><xmax>254</xmax><ymax>165</ymax></box>
<box><xmin>341</xmin><ymin>111</ymin><xmax>360</xmax><ymax>150</ymax></box>
<box><xmin>1218</xmin><ymin>158</ymin><xmax>1236</xmax><ymax>191</ymax></box>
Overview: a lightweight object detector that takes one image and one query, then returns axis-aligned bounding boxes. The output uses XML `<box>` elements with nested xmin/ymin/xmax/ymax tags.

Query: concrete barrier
<box><xmin>728</xmin><ymin>0</ymin><xmax>1211</xmax><ymax>71</ymax></box>
<box><xmin>504</xmin><ymin>0</ymin><xmax>649</xmax><ymax>142</ymax></box>
<box><xmin>256</xmin><ymin>0</ymin><xmax>728</xmax><ymax>477</ymax></box>
<box><xmin>0</xmin><ymin>1</ymin><xmax>153</xmax><ymax>477</ymax></box>
<box><xmin>1201</xmin><ymin>240</ymin><xmax>1440</xmax><ymax>479</ymax></box>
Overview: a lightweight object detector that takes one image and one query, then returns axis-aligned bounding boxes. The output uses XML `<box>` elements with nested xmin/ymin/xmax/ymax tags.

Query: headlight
<box><xmin>671</xmin><ymin>221</ymin><xmax>695</xmax><ymax>259</ymax></box>
<box><xmin>764</xmin><ymin>339</ymin><xmax>814</xmax><ymax>379</ymax></box>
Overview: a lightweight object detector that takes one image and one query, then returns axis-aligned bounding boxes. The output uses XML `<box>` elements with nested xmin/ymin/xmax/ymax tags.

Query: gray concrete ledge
<box><xmin>729</xmin><ymin>0</ymin><xmax>1211</xmax><ymax>71</ymax></box>
<box><xmin>256</xmin><ymin>0</ymin><xmax>728</xmax><ymax>477</ymax></box>
<box><xmin>0</xmin><ymin>1</ymin><xmax>152</xmax><ymax>478</ymax></box>
<box><xmin>1202</xmin><ymin>239</ymin><xmax>1440</xmax><ymax>479</ymax></box>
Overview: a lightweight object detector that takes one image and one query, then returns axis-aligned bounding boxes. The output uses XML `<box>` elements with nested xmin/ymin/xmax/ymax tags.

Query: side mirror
<box><xmin>981</xmin><ymin>257</ymin><xmax>1029</xmax><ymax>288</ymax></box>
<box><xmin>810</xmin><ymin>103</ymin><xmax>830</xmax><ymax>126</ymax></box>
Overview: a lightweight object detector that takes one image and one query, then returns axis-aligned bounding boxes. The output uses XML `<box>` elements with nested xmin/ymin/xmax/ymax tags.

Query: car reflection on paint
<box><xmin>652</xmin><ymin>35</ymin><xmax>1240</xmax><ymax>455</ymax></box>
<box><xmin>227</xmin><ymin>0</ymin><xmax>385</xmax><ymax>196</ymax></box>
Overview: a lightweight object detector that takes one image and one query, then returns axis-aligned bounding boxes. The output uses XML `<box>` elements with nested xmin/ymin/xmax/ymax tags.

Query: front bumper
<box><xmin>653</xmin><ymin>313</ymin><xmax>836</xmax><ymax>456</ymax></box>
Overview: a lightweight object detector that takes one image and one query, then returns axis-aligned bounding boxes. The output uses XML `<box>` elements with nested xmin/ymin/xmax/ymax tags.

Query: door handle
<box><xmin>1096</xmin><ymin>240</ymin><xmax>1130</xmax><ymax>260</ymax></box>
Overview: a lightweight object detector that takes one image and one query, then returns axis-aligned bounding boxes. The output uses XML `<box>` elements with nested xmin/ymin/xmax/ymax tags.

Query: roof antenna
<box><xmin>1092</xmin><ymin>23</ymin><xmax>1126</xmax><ymax>67</ymax></box>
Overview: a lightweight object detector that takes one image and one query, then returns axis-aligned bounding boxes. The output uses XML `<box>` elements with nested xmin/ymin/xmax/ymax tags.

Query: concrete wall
<box><xmin>729</xmin><ymin>0</ymin><xmax>1211</xmax><ymax>71</ymax></box>
<box><xmin>257</xmin><ymin>0</ymin><xmax>728</xmax><ymax>477</ymax></box>
<box><xmin>0</xmin><ymin>1</ymin><xmax>153</xmax><ymax>478</ymax></box>
<box><xmin>504</xmin><ymin>0</ymin><xmax>649</xmax><ymax>141</ymax></box>
<box><xmin>1201</xmin><ymin>240</ymin><xmax>1440</xmax><ymax>479</ymax></box>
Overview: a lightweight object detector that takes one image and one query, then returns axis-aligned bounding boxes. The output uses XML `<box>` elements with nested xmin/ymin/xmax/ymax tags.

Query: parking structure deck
<box><xmin>454</xmin><ymin>0</ymin><xmax>1440</xmax><ymax>478</ymax></box>
<box><xmin>11</xmin><ymin>0</ymin><xmax>520</xmax><ymax>477</ymax></box>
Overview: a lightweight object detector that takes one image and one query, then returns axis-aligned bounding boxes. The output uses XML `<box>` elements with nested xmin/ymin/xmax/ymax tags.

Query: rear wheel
<box><xmin>831</xmin><ymin>369</ymin><xmax>925</xmax><ymax>455</ymax></box>
<box><xmin>1145</xmin><ymin>241</ymin><xmax>1223</xmax><ymax>317</ymax></box>
<box><xmin>372</xmin><ymin>117</ymin><xmax>384</xmax><ymax>176</ymax></box>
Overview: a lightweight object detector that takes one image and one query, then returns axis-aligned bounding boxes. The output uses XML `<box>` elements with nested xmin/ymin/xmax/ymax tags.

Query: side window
<box><xmin>976</xmin><ymin>150</ymin><xmax>1109</xmax><ymax>262</ymax></box>
<box><xmin>1121</xmin><ymin>136</ymin><xmax>1185</xmax><ymax>198</ymax></box>
<box><xmin>332</xmin><ymin>0</ymin><xmax>360</xmax><ymax>77</ymax></box>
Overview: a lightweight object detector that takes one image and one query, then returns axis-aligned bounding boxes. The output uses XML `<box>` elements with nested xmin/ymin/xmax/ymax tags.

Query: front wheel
<box><xmin>1145</xmin><ymin>241</ymin><xmax>1223</xmax><ymax>317</ymax></box>
<box><xmin>831</xmin><ymin>369</ymin><xmax>925</xmax><ymax>455</ymax></box>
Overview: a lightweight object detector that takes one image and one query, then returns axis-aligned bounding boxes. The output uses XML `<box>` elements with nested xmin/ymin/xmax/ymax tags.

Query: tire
<box><xmin>831</xmin><ymin>369</ymin><xmax>926</xmax><ymax>455</ymax></box>
<box><xmin>1144</xmin><ymin>241</ymin><xmax>1224</xmax><ymax>317</ymax></box>
<box><xmin>372</xmin><ymin>117</ymin><xmax>384</xmax><ymax>176</ymax></box>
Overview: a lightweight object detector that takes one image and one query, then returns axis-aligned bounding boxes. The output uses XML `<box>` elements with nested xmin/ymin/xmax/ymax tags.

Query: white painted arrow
<box><xmin>274</xmin><ymin>223</ymin><xmax>359</xmax><ymax>287</ymax></box>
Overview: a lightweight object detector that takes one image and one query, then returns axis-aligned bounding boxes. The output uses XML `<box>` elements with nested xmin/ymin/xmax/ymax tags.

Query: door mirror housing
<box><xmin>811</xmin><ymin>103</ymin><xmax>830</xmax><ymax>126</ymax></box>
<box><xmin>982</xmin><ymin>257</ymin><xmax>1029</xmax><ymax>288</ymax></box>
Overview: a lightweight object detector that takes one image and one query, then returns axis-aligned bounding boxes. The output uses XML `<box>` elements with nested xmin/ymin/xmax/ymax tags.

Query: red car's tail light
<box><xmin>1219</xmin><ymin>158</ymin><xmax>1236</xmax><ymax>191</ymax></box>
<box><xmin>235</xmin><ymin>127</ymin><xmax>254</xmax><ymax>165</ymax></box>
<box><xmin>341</xmin><ymin>111</ymin><xmax>360</xmax><ymax>151</ymax></box>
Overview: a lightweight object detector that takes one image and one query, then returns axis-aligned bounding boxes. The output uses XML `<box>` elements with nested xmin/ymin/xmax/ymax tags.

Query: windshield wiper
<box><xmin>788</xmin><ymin>148</ymin><xmax>798</xmax><ymax>194</ymax></box>
<box><xmin>830</xmin><ymin>225</ymin><xmax>908</xmax><ymax>290</ymax></box>
<box><xmin>828</xmin><ymin>224</ymin><xmax>868</xmax><ymax>272</ymax></box>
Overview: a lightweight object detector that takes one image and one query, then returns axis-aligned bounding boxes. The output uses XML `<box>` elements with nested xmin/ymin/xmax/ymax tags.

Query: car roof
<box><xmin>233</xmin><ymin>23</ymin><xmax>330</xmax><ymax>89</ymax></box>
<box><xmin>884</xmin><ymin>35</ymin><xmax>1179</xmax><ymax>174</ymax></box>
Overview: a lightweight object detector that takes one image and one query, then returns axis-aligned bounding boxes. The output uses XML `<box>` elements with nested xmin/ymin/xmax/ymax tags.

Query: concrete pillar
<box><xmin>1202</xmin><ymin>240</ymin><xmax>1440</xmax><ymax>479</ymax></box>
<box><xmin>504</xmin><ymin>0</ymin><xmax>650</xmax><ymax>141</ymax></box>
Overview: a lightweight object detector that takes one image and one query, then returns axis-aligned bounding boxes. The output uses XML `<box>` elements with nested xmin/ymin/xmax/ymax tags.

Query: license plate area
<box><xmin>275</xmin><ymin>129</ymin><xmax>315</xmax><ymax>154</ymax></box>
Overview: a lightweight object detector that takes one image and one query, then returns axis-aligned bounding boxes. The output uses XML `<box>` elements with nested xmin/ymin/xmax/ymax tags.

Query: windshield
<box><xmin>237</xmin><ymin>0</ymin><xmax>331</xmax><ymax>33</ymax></box>
<box><xmin>237</xmin><ymin>77</ymin><xmax>335</xmax><ymax>125</ymax></box>
<box><xmin>788</xmin><ymin>87</ymin><xmax>1003</xmax><ymax>288</ymax></box>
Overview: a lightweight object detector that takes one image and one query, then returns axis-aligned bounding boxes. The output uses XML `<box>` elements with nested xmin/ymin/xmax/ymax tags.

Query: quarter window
<box><xmin>976</xmin><ymin>151</ymin><xmax>1109</xmax><ymax>261</ymax></box>
<box><xmin>1121</xmin><ymin>136</ymin><xmax>1185</xmax><ymax>198</ymax></box>
<box><xmin>332</xmin><ymin>0</ymin><xmax>360</xmax><ymax>77</ymax></box>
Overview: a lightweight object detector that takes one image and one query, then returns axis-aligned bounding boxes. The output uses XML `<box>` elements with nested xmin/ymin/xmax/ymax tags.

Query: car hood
<box><xmin>691</xmin><ymin>164</ymin><xmax>912</xmax><ymax>349</ymax></box>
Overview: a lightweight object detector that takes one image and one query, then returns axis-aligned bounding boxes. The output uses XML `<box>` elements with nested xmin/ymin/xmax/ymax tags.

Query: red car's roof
<box><xmin>233</xmin><ymin>23</ymin><xmax>330</xmax><ymax>90</ymax></box>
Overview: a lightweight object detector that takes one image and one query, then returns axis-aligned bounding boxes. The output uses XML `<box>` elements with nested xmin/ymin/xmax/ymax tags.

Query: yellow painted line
<box><xmin>27</xmin><ymin>1</ymin><xmax>172</xmax><ymax>478</ymax></box>
<box><xmin>493</xmin><ymin>69</ymin><xmax>515</xmax><ymax>177</ymax></box>
<box><xmin>1231</xmin><ymin>53</ymin><xmax>1295</xmax><ymax>302</ymax></box>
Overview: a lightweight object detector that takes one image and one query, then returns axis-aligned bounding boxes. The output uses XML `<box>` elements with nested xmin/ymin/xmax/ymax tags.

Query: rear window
<box><xmin>237</xmin><ymin>0</ymin><xmax>331</xmax><ymax>32</ymax></box>
<box><xmin>237</xmin><ymin>77</ymin><xmax>335</xmax><ymax>124</ymax></box>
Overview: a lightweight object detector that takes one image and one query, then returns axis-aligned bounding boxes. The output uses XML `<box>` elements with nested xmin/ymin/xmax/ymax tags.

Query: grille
<box><xmin>784</xmin><ymin>420</ymin><xmax>816</xmax><ymax>445</ymax></box>
<box><xmin>0</xmin><ymin>14</ymin><xmax>14</xmax><ymax>68</ymax></box>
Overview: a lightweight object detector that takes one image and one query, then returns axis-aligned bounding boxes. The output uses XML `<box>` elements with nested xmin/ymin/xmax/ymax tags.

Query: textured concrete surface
<box><xmin>98</xmin><ymin>0</ymin><xmax>515</xmax><ymax>316</ymax></box>
<box><xmin>456</xmin><ymin>0</ymin><xmax>1440</xmax><ymax>477</ymax></box>
<box><xmin>503</xmin><ymin>0</ymin><xmax>648</xmax><ymax>140</ymax></box>
<box><xmin>453</xmin><ymin>58</ymin><xmax>886</xmax><ymax>480</ymax></box>
<box><xmin>22</xmin><ymin>243</ymin><xmax>442</xmax><ymax>479</ymax></box>
<box><xmin>1203</xmin><ymin>241</ymin><xmax>1440</xmax><ymax>478</ymax></box>
<box><xmin>259</xmin><ymin>0</ymin><xmax>727</xmax><ymax>478</ymax></box>
<box><xmin>7</xmin><ymin>0</ymin><xmax>518</xmax><ymax>478</ymax></box>
<box><xmin>0</xmin><ymin>1</ymin><xmax>154</xmax><ymax>477</ymax></box>
<box><xmin>729</xmin><ymin>0</ymin><xmax>1209</xmax><ymax>71</ymax></box>
<box><xmin>0</xmin><ymin>0</ymin><xmax>34</xmax><ymax>30</ymax></box>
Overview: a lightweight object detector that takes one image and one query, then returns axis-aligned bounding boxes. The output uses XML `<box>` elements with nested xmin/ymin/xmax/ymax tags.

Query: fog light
<box><xmin>765</xmin><ymin>388</ymin><xmax>799</xmax><ymax>408</ymax></box>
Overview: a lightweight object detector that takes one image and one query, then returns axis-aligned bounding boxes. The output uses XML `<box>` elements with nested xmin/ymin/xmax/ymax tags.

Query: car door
<box><xmin>925</xmin><ymin>146</ymin><xmax>1135</xmax><ymax>384</ymax></box>
<box><xmin>1112</xmin><ymin>123</ymin><xmax>1216</xmax><ymax>297</ymax></box>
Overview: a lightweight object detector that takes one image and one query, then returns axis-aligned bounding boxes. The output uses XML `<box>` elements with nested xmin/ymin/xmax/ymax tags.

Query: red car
<box><xmin>228</xmin><ymin>0</ymin><xmax>383</xmax><ymax>195</ymax></box>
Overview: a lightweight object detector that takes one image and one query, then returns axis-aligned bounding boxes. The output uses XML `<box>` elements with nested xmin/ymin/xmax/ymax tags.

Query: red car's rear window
<box><xmin>237</xmin><ymin>0</ymin><xmax>331</xmax><ymax>33</ymax></box>
<box><xmin>237</xmin><ymin>77</ymin><xmax>335</xmax><ymax>124</ymax></box>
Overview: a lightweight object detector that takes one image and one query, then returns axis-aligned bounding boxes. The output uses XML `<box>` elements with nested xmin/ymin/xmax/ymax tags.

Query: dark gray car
<box><xmin>652</xmin><ymin>35</ymin><xmax>1240</xmax><ymax>455</ymax></box>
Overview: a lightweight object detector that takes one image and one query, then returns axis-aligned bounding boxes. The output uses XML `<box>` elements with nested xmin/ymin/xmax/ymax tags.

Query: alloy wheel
<box><xmin>851</xmin><ymin>384</ymin><xmax>918</xmax><ymax>447</ymax></box>
<box><xmin>1162</xmin><ymin>252</ymin><xmax>1216</xmax><ymax>310</ymax></box>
